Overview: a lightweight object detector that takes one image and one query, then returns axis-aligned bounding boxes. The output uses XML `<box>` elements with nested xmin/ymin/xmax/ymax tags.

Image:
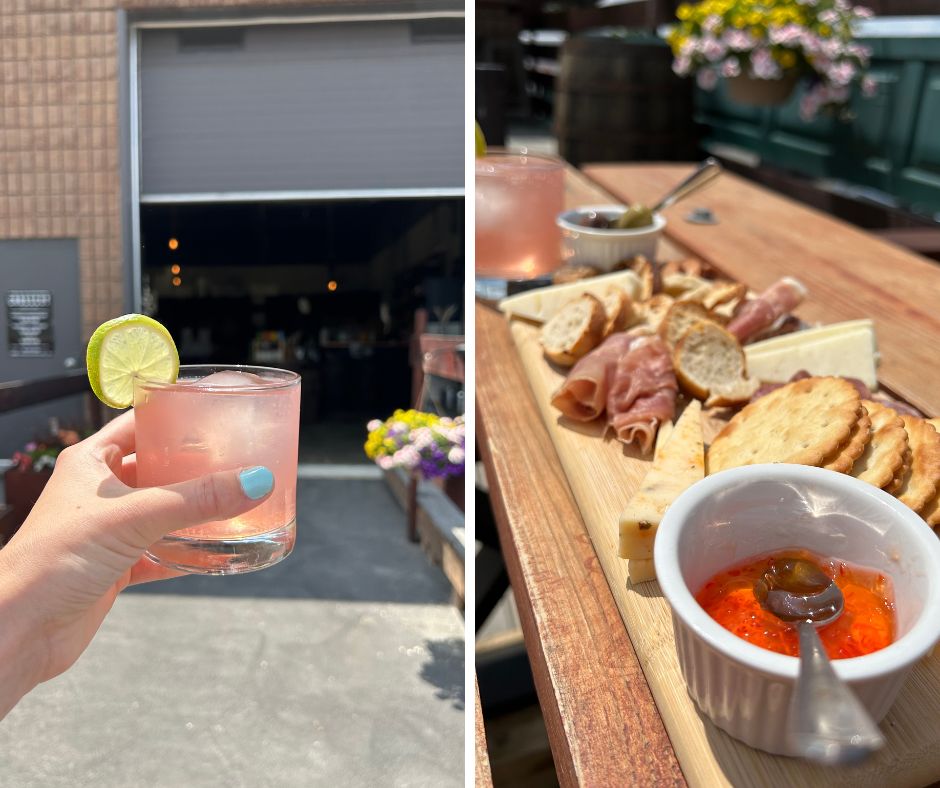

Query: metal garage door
<box><xmin>136</xmin><ymin>18</ymin><xmax>464</xmax><ymax>201</ymax></box>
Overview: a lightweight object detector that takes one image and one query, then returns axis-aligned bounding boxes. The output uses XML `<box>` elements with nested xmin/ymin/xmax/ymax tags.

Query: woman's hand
<box><xmin>0</xmin><ymin>410</ymin><xmax>273</xmax><ymax>717</ymax></box>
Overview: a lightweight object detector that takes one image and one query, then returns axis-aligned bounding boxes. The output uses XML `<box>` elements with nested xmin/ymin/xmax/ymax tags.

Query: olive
<box><xmin>577</xmin><ymin>210</ymin><xmax>611</xmax><ymax>229</ymax></box>
<box><xmin>615</xmin><ymin>204</ymin><xmax>654</xmax><ymax>230</ymax></box>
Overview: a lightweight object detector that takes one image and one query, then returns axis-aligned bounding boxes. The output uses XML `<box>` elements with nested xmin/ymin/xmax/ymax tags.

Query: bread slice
<box><xmin>601</xmin><ymin>287</ymin><xmax>635</xmax><ymax>336</ymax></box>
<box><xmin>539</xmin><ymin>294</ymin><xmax>605</xmax><ymax>366</ymax></box>
<box><xmin>674</xmin><ymin>320</ymin><xmax>751</xmax><ymax>401</ymax></box>
<box><xmin>659</xmin><ymin>301</ymin><xmax>717</xmax><ymax>348</ymax></box>
<box><xmin>702</xmin><ymin>281</ymin><xmax>747</xmax><ymax>311</ymax></box>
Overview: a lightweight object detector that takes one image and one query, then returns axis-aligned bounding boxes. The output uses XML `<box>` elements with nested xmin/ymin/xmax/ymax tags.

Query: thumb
<box><xmin>122</xmin><ymin>466</ymin><xmax>275</xmax><ymax>548</ymax></box>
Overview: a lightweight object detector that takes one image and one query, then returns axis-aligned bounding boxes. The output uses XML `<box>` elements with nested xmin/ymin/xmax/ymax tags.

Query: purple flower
<box><xmin>24</xmin><ymin>441</ymin><xmax>37</xmax><ymax>452</ymax></box>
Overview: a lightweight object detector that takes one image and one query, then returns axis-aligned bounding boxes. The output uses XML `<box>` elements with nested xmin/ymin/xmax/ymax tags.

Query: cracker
<box><xmin>885</xmin><ymin>445</ymin><xmax>912</xmax><ymax>495</ymax></box>
<box><xmin>895</xmin><ymin>416</ymin><xmax>940</xmax><ymax>514</ymax></box>
<box><xmin>922</xmin><ymin>493</ymin><xmax>940</xmax><ymax>528</ymax></box>
<box><xmin>707</xmin><ymin>377</ymin><xmax>861</xmax><ymax>474</ymax></box>
<box><xmin>850</xmin><ymin>400</ymin><xmax>908</xmax><ymax>489</ymax></box>
<box><xmin>823</xmin><ymin>407</ymin><xmax>872</xmax><ymax>474</ymax></box>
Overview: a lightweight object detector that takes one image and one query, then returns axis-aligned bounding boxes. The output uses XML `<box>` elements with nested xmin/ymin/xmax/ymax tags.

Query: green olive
<box><xmin>615</xmin><ymin>204</ymin><xmax>654</xmax><ymax>230</ymax></box>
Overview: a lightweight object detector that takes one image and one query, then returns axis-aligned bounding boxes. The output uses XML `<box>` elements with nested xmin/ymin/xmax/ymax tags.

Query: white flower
<box><xmin>862</xmin><ymin>76</ymin><xmax>877</xmax><ymax>97</ymax></box>
<box><xmin>394</xmin><ymin>445</ymin><xmax>421</xmax><ymax>469</ymax></box>
<box><xmin>377</xmin><ymin>455</ymin><xmax>395</xmax><ymax>470</ymax></box>
<box><xmin>819</xmin><ymin>9</ymin><xmax>839</xmax><ymax>25</ymax></box>
<box><xmin>447</xmin><ymin>447</ymin><xmax>465</xmax><ymax>466</ymax></box>
<box><xmin>723</xmin><ymin>29</ymin><xmax>754</xmax><ymax>52</ymax></box>
<box><xmin>702</xmin><ymin>14</ymin><xmax>722</xmax><ymax>33</ymax></box>
<box><xmin>367</xmin><ymin>419</ymin><xmax>382</xmax><ymax>432</ymax></box>
<box><xmin>853</xmin><ymin>6</ymin><xmax>874</xmax><ymax>19</ymax></box>
<box><xmin>827</xmin><ymin>60</ymin><xmax>856</xmax><ymax>86</ymax></box>
<box><xmin>673</xmin><ymin>57</ymin><xmax>692</xmax><ymax>77</ymax></box>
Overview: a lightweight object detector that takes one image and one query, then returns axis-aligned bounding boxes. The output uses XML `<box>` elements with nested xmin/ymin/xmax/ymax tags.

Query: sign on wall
<box><xmin>6</xmin><ymin>290</ymin><xmax>54</xmax><ymax>357</ymax></box>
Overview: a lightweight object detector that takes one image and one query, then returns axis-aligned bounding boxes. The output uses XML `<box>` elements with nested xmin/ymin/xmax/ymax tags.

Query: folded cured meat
<box><xmin>607</xmin><ymin>335</ymin><xmax>678</xmax><ymax>452</ymax></box>
<box><xmin>727</xmin><ymin>277</ymin><xmax>807</xmax><ymax>343</ymax></box>
<box><xmin>551</xmin><ymin>333</ymin><xmax>636</xmax><ymax>421</ymax></box>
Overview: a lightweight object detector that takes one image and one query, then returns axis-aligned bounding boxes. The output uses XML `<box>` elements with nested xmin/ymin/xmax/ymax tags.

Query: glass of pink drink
<box><xmin>475</xmin><ymin>150</ymin><xmax>564</xmax><ymax>280</ymax></box>
<box><xmin>134</xmin><ymin>365</ymin><xmax>301</xmax><ymax>575</ymax></box>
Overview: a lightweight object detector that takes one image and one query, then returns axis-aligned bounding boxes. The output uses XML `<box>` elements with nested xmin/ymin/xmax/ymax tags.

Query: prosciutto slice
<box><xmin>551</xmin><ymin>333</ymin><xmax>636</xmax><ymax>421</ymax></box>
<box><xmin>727</xmin><ymin>277</ymin><xmax>808</xmax><ymax>343</ymax></box>
<box><xmin>607</xmin><ymin>335</ymin><xmax>678</xmax><ymax>452</ymax></box>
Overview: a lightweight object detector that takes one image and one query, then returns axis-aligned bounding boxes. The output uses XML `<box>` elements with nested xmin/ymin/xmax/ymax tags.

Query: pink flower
<box><xmin>769</xmin><ymin>24</ymin><xmax>803</xmax><ymax>46</ymax></box>
<box><xmin>819</xmin><ymin>9</ymin><xmax>839</xmax><ymax>25</ymax></box>
<box><xmin>367</xmin><ymin>419</ymin><xmax>382</xmax><ymax>433</ymax></box>
<box><xmin>447</xmin><ymin>447</ymin><xmax>465</xmax><ymax>466</ymax></box>
<box><xmin>696</xmin><ymin>68</ymin><xmax>719</xmax><ymax>90</ymax></box>
<box><xmin>853</xmin><ymin>6</ymin><xmax>874</xmax><ymax>19</ymax></box>
<box><xmin>862</xmin><ymin>75</ymin><xmax>877</xmax><ymax>97</ymax></box>
<box><xmin>24</xmin><ymin>441</ymin><xmax>37</xmax><ymax>452</ymax></box>
<box><xmin>394</xmin><ymin>445</ymin><xmax>421</xmax><ymax>470</ymax></box>
<box><xmin>750</xmin><ymin>49</ymin><xmax>782</xmax><ymax>80</ymax></box>
<box><xmin>827</xmin><ymin>61</ymin><xmax>856</xmax><ymax>86</ymax></box>
<box><xmin>723</xmin><ymin>29</ymin><xmax>754</xmax><ymax>52</ymax></box>
<box><xmin>377</xmin><ymin>455</ymin><xmax>395</xmax><ymax>470</ymax></box>
<box><xmin>720</xmin><ymin>58</ymin><xmax>741</xmax><ymax>78</ymax></box>
<box><xmin>702</xmin><ymin>14</ymin><xmax>722</xmax><ymax>33</ymax></box>
<box><xmin>701</xmin><ymin>36</ymin><xmax>727</xmax><ymax>63</ymax></box>
<box><xmin>672</xmin><ymin>56</ymin><xmax>692</xmax><ymax>77</ymax></box>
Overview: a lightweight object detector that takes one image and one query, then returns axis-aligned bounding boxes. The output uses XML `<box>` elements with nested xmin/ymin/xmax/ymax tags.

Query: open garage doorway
<box><xmin>139</xmin><ymin>198</ymin><xmax>464</xmax><ymax>463</ymax></box>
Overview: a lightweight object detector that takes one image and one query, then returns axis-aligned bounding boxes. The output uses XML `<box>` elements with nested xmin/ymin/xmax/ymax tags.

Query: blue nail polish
<box><xmin>239</xmin><ymin>466</ymin><xmax>274</xmax><ymax>500</ymax></box>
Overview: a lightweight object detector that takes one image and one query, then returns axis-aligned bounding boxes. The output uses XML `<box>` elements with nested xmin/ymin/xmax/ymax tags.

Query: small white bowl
<box><xmin>654</xmin><ymin>464</ymin><xmax>940</xmax><ymax>756</ymax></box>
<box><xmin>556</xmin><ymin>205</ymin><xmax>666</xmax><ymax>271</ymax></box>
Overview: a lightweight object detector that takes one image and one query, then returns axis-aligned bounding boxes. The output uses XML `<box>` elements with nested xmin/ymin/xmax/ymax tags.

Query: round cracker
<box><xmin>895</xmin><ymin>416</ymin><xmax>940</xmax><ymax>513</ymax></box>
<box><xmin>707</xmin><ymin>377</ymin><xmax>861</xmax><ymax>474</ymax></box>
<box><xmin>823</xmin><ymin>407</ymin><xmax>872</xmax><ymax>474</ymax></box>
<box><xmin>850</xmin><ymin>400</ymin><xmax>908</xmax><ymax>489</ymax></box>
<box><xmin>922</xmin><ymin>493</ymin><xmax>940</xmax><ymax>528</ymax></box>
<box><xmin>885</xmin><ymin>445</ymin><xmax>913</xmax><ymax>495</ymax></box>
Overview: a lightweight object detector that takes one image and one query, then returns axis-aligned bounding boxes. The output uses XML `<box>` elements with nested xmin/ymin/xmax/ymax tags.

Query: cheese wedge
<box><xmin>744</xmin><ymin>319</ymin><xmax>879</xmax><ymax>389</ymax></box>
<box><xmin>499</xmin><ymin>270</ymin><xmax>642</xmax><ymax>323</ymax></box>
<box><xmin>628</xmin><ymin>559</ymin><xmax>656</xmax><ymax>584</ymax></box>
<box><xmin>619</xmin><ymin>400</ymin><xmax>705</xmax><ymax>561</ymax></box>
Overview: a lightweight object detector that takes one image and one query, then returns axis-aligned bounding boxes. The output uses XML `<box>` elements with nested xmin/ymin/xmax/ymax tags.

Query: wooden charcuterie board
<box><xmin>508</xmin><ymin>315</ymin><xmax>940</xmax><ymax>788</ymax></box>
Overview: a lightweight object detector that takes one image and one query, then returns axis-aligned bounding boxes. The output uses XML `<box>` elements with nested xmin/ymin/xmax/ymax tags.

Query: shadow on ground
<box><xmin>129</xmin><ymin>479</ymin><xmax>452</xmax><ymax>605</ymax></box>
<box><xmin>420</xmin><ymin>637</ymin><xmax>465</xmax><ymax>711</ymax></box>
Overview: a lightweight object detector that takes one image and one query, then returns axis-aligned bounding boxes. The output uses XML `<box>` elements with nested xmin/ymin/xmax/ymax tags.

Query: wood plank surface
<box><xmin>475</xmin><ymin>677</ymin><xmax>493</xmax><ymax>788</ymax></box>
<box><xmin>477</xmin><ymin>304</ymin><xmax>686</xmax><ymax>788</ymax></box>
<box><xmin>507</xmin><ymin>313</ymin><xmax>940</xmax><ymax>788</ymax></box>
<box><xmin>583</xmin><ymin>163</ymin><xmax>940</xmax><ymax>417</ymax></box>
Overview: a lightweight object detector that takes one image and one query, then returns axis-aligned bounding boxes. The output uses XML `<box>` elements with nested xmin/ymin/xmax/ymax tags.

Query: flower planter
<box><xmin>2</xmin><ymin>467</ymin><xmax>53</xmax><ymax>542</ymax></box>
<box><xmin>726</xmin><ymin>73</ymin><xmax>798</xmax><ymax>107</ymax></box>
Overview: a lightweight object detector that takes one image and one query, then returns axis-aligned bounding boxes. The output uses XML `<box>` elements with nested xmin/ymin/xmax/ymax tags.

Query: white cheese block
<box><xmin>619</xmin><ymin>400</ymin><xmax>704</xmax><ymax>561</ymax></box>
<box><xmin>744</xmin><ymin>319</ymin><xmax>879</xmax><ymax>389</ymax></box>
<box><xmin>499</xmin><ymin>270</ymin><xmax>643</xmax><ymax>323</ymax></box>
<box><xmin>627</xmin><ymin>559</ymin><xmax>656</xmax><ymax>584</ymax></box>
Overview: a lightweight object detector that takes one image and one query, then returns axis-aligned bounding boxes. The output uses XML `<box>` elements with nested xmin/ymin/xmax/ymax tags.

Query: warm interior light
<box><xmin>327</xmin><ymin>280</ymin><xmax>338</xmax><ymax>292</ymax></box>
<box><xmin>168</xmin><ymin>237</ymin><xmax>179</xmax><ymax>251</ymax></box>
<box><xmin>171</xmin><ymin>276</ymin><xmax>182</xmax><ymax>286</ymax></box>
<box><xmin>170</xmin><ymin>264</ymin><xmax>181</xmax><ymax>275</ymax></box>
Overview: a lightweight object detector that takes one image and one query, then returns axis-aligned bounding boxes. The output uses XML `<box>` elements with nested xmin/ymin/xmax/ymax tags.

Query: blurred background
<box><xmin>475</xmin><ymin>1</ymin><xmax>940</xmax><ymax>784</ymax></box>
<box><xmin>0</xmin><ymin>4</ymin><xmax>466</xmax><ymax>786</ymax></box>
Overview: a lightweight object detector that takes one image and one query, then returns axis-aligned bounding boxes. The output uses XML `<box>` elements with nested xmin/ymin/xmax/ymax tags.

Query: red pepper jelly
<box><xmin>696</xmin><ymin>548</ymin><xmax>896</xmax><ymax>659</ymax></box>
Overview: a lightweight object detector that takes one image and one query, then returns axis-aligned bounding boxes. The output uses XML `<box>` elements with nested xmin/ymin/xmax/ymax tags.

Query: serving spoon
<box><xmin>650</xmin><ymin>157</ymin><xmax>722</xmax><ymax>214</ymax></box>
<box><xmin>754</xmin><ymin>557</ymin><xmax>886</xmax><ymax>765</ymax></box>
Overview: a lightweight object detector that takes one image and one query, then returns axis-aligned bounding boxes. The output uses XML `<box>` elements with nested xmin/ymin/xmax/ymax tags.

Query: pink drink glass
<box><xmin>134</xmin><ymin>365</ymin><xmax>301</xmax><ymax>575</ymax></box>
<box><xmin>475</xmin><ymin>150</ymin><xmax>564</xmax><ymax>280</ymax></box>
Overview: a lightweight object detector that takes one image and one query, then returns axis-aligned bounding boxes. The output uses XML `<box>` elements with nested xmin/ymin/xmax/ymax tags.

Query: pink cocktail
<box><xmin>134</xmin><ymin>365</ymin><xmax>301</xmax><ymax>575</ymax></box>
<box><xmin>475</xmin><ymin>151</ymin><xmax>564</xmax><ymax>279</ymax></box>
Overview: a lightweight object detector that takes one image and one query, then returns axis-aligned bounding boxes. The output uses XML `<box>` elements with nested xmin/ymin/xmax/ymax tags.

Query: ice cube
<box><xmin>192</xmin><ymin>370</ymin><xmax>270</xmax><ymax>388</ymax></box>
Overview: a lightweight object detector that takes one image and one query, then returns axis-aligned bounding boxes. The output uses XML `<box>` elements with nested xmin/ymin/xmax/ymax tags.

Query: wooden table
<box><xmin>476</xmin><ymin>164</ymin><xmax>940</xmax><ymax>786</ymax></box>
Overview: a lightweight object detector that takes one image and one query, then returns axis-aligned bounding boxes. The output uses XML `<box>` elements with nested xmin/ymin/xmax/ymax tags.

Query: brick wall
<box><xmin>0</xmin><ymin>0</ymin><xmax>400</xmax><ymax>339</ymax></box>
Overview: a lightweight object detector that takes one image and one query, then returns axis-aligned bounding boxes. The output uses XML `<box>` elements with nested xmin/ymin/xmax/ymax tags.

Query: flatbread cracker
<box><xmin>823</xmin><ymin>407</ymin><xmax>872</xmax><ymax>474</ymax></box>
<box><xmin>850</xmin><ymin>401</ymin><xmax>907</xmax><ymax>489</ymax></box>
<box><xmin>895</xmin><ymin>416</ymin><xmax>940</xmax><ymax>514</ymax></box>
<box><xmin>707</xmin><ymin>377</ymin><xmax>861</xmax><ymax>474</ymax></box>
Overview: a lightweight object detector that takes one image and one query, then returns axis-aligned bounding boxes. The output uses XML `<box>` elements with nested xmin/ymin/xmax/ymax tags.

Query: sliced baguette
<box><xmin>659</xmin><ymin>301</ymin><xmax>718</xmax><ymax>349</ymax></box>
<box><xmin>539</xmin><ymin>294</ymin><xmax>605</xmax><ymax>366</ymax></box>
<box><xmin>601</xmin><ymin>287</ymin><xmax>635</xmax><ymax>336</ymax></box>
<box><xmin>674</xmin><ymin>320</ymin><xmax>752</xmax><ymax>401</ymax></box>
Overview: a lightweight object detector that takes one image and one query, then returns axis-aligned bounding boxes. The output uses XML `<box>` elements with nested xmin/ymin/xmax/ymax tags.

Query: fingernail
<box><xmin>239</xmin><ymin>466</ymin><xmax>273</xmax><ymax>500</ymax></box>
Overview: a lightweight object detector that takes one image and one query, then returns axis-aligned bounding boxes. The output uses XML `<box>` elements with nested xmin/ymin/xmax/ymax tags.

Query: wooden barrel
<box><xmin>555</xmin><ymin>32</ymin><xmax>700</xmax><ymax>166</ymax></box>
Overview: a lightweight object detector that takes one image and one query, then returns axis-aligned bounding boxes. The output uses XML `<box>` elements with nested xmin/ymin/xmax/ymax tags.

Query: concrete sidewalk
<box><xmin>0</xmin><ymin>479</ymin><xmax>465</xmax><ymax>787</ymax></box>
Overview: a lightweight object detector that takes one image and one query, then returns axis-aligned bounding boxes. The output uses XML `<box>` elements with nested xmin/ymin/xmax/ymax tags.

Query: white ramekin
<box><xmin>556</xmin><ymin>205</ymin><xmax>666</xmax><ymax>271</ymax></box>
<box><xmin>653</xmin><ymin>463</ymin><xmax>940</xmax><ymax>756</ymax></box>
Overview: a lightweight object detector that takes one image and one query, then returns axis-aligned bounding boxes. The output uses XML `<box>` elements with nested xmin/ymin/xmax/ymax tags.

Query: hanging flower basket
<box><xmin>727</xmin><ymin>72</ymin><xmax>799</xmax><ymax>106</ymax></box>
<box><xmin>666</xmin><ymin>0</ymin><xmax>877</xmax><ymax>120</ymax></box>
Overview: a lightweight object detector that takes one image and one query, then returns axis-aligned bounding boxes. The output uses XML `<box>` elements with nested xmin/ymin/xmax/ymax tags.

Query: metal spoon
<box><xmin>754</xmin><ymin>557</ymin><xmax>886</xmax><ymax>765</ymax></box>
<box><xmin>650</xmin><ymin>157</ymin><xmax>722</xmax><ymax>214</ymax></box>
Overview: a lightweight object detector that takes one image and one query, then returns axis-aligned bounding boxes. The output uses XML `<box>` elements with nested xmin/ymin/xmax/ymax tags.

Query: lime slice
<box><xmin>86</xmin><ymin>314</ymin><xmax>179</xmax><ymax>409</ymax></box>
<box><xmin>475</xmin><ymin>121</ymin><xmax>486</xmax><ymax>158</ymax></box>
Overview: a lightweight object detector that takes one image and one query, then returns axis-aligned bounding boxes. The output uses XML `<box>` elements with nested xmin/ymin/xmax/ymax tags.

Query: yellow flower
<box><xmin>677</xmin><ymin>4</ymin><xmax>692</xmax><ymax>21</ymax></box>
